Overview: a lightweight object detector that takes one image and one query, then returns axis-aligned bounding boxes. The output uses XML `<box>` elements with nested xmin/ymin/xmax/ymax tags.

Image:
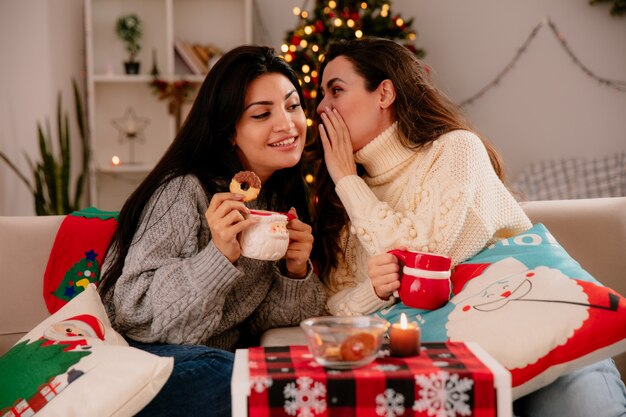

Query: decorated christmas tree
<box><xmin>282</xmin><ymin>0</ymin><xmax>425</xmax><ymax>116</ymax></box>
<box><xmin>0</xmin><ymin>339</ymin><xmax>89</xmax><ymax>411</ymax></box>
<box><xmin>51</xmin><ymin>249</ymin><xmax>101</xmax><ymax>302</ymax></box>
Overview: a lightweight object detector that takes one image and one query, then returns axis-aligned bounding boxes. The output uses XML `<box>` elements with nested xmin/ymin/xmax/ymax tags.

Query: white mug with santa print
<box><xmin>239</xmin><ymin>210</ymin><xmax>295</xmax><ymax>261</ymax></box>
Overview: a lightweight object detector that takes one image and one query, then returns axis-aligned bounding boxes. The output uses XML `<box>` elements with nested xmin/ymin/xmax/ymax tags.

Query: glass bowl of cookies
<box><xmin>300</xmin><ymin>316</ymin><xmax>390</xmax><ymax>369</ymax></box>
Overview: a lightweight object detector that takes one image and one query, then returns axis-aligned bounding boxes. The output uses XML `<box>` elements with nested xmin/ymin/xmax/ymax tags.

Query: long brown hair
<box><xmin>309</xmin><ymin>37</ymin><xmax>505</xmax><ymax>281</ymax></box>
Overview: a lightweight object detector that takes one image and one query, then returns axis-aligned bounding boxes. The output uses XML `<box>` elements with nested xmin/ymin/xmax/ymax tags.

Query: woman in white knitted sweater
<box><xmin>312</xmin><ymin>38</ymin><xmax>626</xmax><ymax>417</ymax></box>
<box><xmin>313</xmin><ymin>39</ymin><xmax>530</xmax><ymax>317</ymax></box>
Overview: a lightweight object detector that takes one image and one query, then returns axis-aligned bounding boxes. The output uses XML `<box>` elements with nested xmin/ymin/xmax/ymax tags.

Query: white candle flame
<box><xmin>400</xmin><ymin>312</ymin><xmax>408</xmax><ymax>329</ymax></box>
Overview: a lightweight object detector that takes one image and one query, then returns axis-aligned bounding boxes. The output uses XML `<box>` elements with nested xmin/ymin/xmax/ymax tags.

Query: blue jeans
<box><xmin>128</xmin><ymin>340</ymin><xmax>234</xmax><ymax>417</ymax></box>
<box><xmin>513</xmin><ymin>359</ymin><xmax>626</xmax><ymax>417</ymax></box>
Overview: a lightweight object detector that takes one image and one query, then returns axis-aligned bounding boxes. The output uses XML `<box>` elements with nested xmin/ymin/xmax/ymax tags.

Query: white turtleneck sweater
<box><xmin>326</xmin><ymin>123</ymin><xmax>532</xmax><ymax>316</ymax></box>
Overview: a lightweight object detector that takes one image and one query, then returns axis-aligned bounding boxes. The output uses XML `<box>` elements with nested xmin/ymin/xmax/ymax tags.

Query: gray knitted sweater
<box><xmin>102</xmin><ymin>175</ymin><xmax>327</xmax><ymax>351</ymax></box>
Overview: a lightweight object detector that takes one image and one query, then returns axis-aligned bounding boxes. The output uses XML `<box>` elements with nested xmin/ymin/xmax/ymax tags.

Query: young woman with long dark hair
<box><xmin>99</xmin><ymin>45</ymin><xmax>326</xmax><ymax>417</ymax></box>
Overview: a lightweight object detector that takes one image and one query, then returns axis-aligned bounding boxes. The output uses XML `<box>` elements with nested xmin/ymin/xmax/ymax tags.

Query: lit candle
<box><xmin>111</xmin><ymin>155</ymin><xmax>121</xmax><ymax>166</ymax></box>
<box><xmin>389</xmin><ymin>313</ymin><xmax>420</xmax><ymax>357</ymax></box>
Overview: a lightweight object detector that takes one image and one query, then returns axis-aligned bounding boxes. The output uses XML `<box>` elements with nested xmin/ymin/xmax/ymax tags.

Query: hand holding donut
<box><xmin>368</xmin><ymin>251</ymin><xmax>402</xmax><ymax>300</ymax></box>
<box><xmin>205</xmin><ymin>192</ymin><xmax>258</xmax><ymax>263</ymax></box>
<box><xmin>285</xmin><ymin>207</ymin><xmax>314</xmax><ymax>279</ymax></box>
<box><xmin>229</xmin><ymin>171</ymin><xmax>261</xmax><ymax>202</ymax></box>
<box><xmin>318</xmin><ymin>107</ymin><xmax>357</xmax><ymax>184</ymax></box>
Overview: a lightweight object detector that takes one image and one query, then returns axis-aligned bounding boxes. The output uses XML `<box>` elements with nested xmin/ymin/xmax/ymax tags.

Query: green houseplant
<box><xmin>0</xmin><ymin>79</ymin><xmax>89</xmax><ymax>215</ymax></box>
<box><xmin>115</xmin><ymin>13</ymin><xmax>143</xmax><ymax>74</ymax></box>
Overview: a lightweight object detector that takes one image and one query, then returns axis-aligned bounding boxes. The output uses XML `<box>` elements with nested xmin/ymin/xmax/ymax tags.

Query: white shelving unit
<box><xmin>84</xmin><ymin>0</ymin><xmax>253</xmax><ymax>210</ymax></box>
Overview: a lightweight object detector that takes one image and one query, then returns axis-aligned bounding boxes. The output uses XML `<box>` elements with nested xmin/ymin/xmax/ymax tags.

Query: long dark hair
<box><xmin>100</xmin><ymin>45</ymin><xmax>310</xmax><ymax>298</ymax></box>
<box><xmin>310</xmin><ymin>38</ymin><xmax>506</xmax><ymax>281</ymax></box>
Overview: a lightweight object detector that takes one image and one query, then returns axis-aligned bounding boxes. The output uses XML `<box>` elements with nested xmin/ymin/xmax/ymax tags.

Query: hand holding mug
<box><xmin>368</xmin><ymin>252</ymin><xmax>402</xmax><ymax>300</ymax></box>
<box><xmin>284</xmin><ymin>207</ymin><xmax>314</xmax><ymax>279</ymax></box>
<box><xmin>205</xmin><ymin>192</ymin><xmax>258</xmax><ymax>263</ymax></box>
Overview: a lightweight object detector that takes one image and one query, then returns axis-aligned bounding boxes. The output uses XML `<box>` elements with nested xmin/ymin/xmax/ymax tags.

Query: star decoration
<box><xmin>111</xmin><ymin>107</ymin><xmax>149</xmax><ymax>144</ymax></box>
<box><xmin>85</xmin><ymin>249</ymin><xmax>98</xmax><ymax>261</ymax></box>
<box><xmin>63</xmin><ymin>285</ymin><xmax>77</xmax><ymax>298</ymax></box>
<box><xmin>111</xmin><ymin>107</ymin><xmax>150</xmax><ymax>164</ymax></box>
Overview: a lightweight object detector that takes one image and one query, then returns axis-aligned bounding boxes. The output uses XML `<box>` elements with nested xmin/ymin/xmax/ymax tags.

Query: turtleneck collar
<box><xmin>354</xmin><ymin>122</ymin><xmax>416</xmax><ymax>178</ymax></box>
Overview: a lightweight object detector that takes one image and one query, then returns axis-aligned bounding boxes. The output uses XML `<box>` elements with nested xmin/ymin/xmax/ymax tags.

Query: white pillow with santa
<box><xmin>375</xmin><ymin>223</ymin><xmax>626</xmax><ymax>399</ymax></box>
<box><xmin>0</xmin><ymin>284</ymin><xmax>173</xmax><ymax>417</ymax></box>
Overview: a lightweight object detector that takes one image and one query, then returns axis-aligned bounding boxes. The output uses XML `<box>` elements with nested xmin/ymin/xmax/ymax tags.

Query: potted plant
<box><xmin>0</xmin><ymin>79</ymin><xmax>89</xmax><ymax>215</ymax></box>
<box><xmin>115</xmin><ymin>14</ymin><xmax>143</xmax><ymax>74</ymax></box>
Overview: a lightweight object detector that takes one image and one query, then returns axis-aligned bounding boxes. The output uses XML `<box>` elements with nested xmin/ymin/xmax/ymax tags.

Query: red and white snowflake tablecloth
<box><xmin>231</xmin><ymin>342</ymin><xmax>511</xmax><ymax>417</ymax></box>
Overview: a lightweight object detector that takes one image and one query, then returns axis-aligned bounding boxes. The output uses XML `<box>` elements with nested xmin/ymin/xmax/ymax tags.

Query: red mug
<box><xmin>388</xmin><ymin>249</ymin><xmax>452</xmax><ymax>310</ymax></box>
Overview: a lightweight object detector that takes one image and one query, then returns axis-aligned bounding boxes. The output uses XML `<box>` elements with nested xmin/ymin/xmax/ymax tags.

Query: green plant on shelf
<box><xmin>116</xmin><ymin>13</ymin><xmax>143</xmax><ymax>74</ymax></box>
<box><xmin>116</xmin><ymin>13</ymin><xmax>143</xmax><ymax>62</ymax></box>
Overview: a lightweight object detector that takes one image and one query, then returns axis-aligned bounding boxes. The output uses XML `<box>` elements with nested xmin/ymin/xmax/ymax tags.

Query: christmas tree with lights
<box><xmin>282</xmin><ymin>0</ymin><xmax>425</xmax><ymax>115</ymax></box>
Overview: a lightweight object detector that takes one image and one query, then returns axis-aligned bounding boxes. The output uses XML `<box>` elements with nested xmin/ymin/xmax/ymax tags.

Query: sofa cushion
<box><xmin>0</xmin><ymin>284</ymin><xmax>172</xmax><ymax>417</ymax></box>
<box><xmin>521</xmin><ymin>197</ymin><xmax>626</xmax><ymax>381</ymax></box>
<box><xmin>374</xmin><ymin>223</ymin><xmax>626</xmax><ymax>399</ymax></box>
<box><xmin>43</xmin><ymin>207</ymin><xmax>118</xmax><ymax>314</ymax></box>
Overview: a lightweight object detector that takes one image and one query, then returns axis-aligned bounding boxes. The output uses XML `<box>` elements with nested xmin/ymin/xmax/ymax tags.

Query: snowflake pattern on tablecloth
<box><xmin>413</xmin><ymin>371</ymin><xmax>474</xmax><ymax>417</ymax></box>
<box><xmin>375</xmin><ymin>388</ymin><xmax>405</xmax><ymax>417</ymax></box>
<box><xmin>250</xmin><ymin>376</ymin><xmax>273</xmax><ymax>393</ymax></box>
<box><xmin>284</xmin><ymin>376</ymin><xmax>327</xmax><ymax>417</ymax></box>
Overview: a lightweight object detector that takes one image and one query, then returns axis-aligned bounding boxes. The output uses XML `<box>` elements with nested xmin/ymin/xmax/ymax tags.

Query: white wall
<box><xmin>0</xmin><ymin>0</ymin><xmax>84</xmax><ymax>216</ymax></box>
<box><xmin>1</xmin><ymin>0</ymin><xmax>625</xmax><ymax>214</ymax></box>
<box><xmin>255</xmin><ymin>0</ymin><xmax>626</xmax><ymax>179</ymax></box>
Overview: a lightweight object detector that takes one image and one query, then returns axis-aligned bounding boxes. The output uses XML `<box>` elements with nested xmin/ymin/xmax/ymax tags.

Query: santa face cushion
<box><xmin>374</xmin><ymin>223</ymin><xmax>626</xmax><ymax>399</ymax></box>
<box><xmin>0</xmin><ymin>284</ymin><xmax>173</xmax><ymax>417</ymax></box>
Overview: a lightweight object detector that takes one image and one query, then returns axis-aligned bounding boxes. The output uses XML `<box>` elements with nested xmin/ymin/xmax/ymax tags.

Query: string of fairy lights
<box><xmin>457</xmin><ymin>16</ymin><xmax>626</xmax><ymax>107</ymax></box>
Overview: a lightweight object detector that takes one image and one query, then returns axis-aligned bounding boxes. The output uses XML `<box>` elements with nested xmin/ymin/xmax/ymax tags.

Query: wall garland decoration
<box><xmin>459</xmin><ymin>17</ymin><xmax>626</xmax><ymax>107</ymax></box>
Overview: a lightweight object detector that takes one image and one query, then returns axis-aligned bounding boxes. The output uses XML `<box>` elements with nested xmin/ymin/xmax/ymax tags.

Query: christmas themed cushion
<box><xmin>374</xmin><ymin>223</ymin><xmax>626</xmax><ymax>399</ymax></box>
<box><xmin>43</xmin><ymin>207</ymin><xmax>118</xmax><ymax>314</ymax></box>
<box><xmin>0</xmin><ymin>284</ymin><xmax>173</xmax><ymax>417</ymax></box>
